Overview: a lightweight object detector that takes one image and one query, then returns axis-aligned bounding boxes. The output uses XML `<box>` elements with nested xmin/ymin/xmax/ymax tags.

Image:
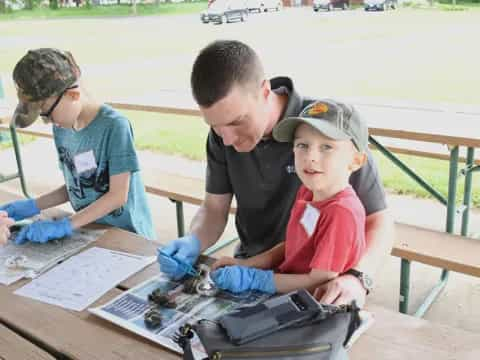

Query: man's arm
<box><xmin>356</xmin><ymin>209</ymin><xmax>395</xmax><ymax>275</ymax></box>
<box><xmin>315</xmin><ymin>209</ymin><xmax>394</xmax><ymax>306</ymax></box>
<box><xmin>190</xmin><ymin>192</ymin><xmax>233</xmax><ymax>252</ymax></box>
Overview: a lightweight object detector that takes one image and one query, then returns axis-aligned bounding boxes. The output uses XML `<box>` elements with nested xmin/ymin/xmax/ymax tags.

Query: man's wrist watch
<box><xmin>343</xmin><ymin>269</ymin><xmax>374</xmax><ymax>295</ymax></box>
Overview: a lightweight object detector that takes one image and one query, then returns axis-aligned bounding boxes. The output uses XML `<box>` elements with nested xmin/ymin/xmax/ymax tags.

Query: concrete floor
<box><xmin>1</xmin><ymin>138</ymin><xmax>479</xmax><ymax>333</ymax></box>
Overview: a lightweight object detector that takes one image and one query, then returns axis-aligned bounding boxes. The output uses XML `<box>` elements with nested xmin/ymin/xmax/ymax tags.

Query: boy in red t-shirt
<box><xmin>211</xmin><ymin>99</ymin><xmax>368</xmax><ymax>295</ymax></box>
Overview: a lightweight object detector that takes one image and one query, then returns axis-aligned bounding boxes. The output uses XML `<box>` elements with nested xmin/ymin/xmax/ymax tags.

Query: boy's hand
<box><xmin>14</xmin><ymin>218</ymin><xmax>73</xmax><ymax>245</ymax></box>
<box><xmin>157</xmin><ymin>234</ymin><xmax>201</xmax><ymax>280</ymax></box>
<box><xmin>211</xmin><ymin>256</ymin><xmax>242</xmax><ymax>271</ymax></box>
<box><xmin>211</xmin><ymin>265</ymin><xmax>276</xmax><ymax>294</ymax></box>
<box><xmin>0</xmin><ymin>199</ymin><xmax>40</xmax><ymax>221</ymax></box>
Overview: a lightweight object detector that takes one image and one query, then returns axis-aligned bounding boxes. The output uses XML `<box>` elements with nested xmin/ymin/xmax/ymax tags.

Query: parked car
<box><xmin>200</xmin><ymin>0</ymin><xmax>249</xmax><ymax>24</ymax></box>
<box><xmin>364</xmin><ymin>0</ymin><xmax>397</xmax><ymax>11</ymax></box>
<box><xmin>246</xmin><ymin>0</ymin><xmax>282</xmax><ymax>12</ymax></box>
<box><xmin>313</xmin><ymin>0</ymin><xmax>349</xmax><ymax>11</ymax></box>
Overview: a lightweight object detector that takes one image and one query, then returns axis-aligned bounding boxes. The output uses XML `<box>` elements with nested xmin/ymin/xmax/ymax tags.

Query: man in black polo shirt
<box><xmin>158</xmin><ymin>40</ymin><xmax>394</xmax><ymax>306</ymax></box>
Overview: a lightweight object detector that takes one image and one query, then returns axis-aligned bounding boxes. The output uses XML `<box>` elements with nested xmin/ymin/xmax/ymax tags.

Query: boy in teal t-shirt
<box><xmin>0</xmin><ymin>48</ymin><xmax>155</xmax><ymax>243</ymax></box>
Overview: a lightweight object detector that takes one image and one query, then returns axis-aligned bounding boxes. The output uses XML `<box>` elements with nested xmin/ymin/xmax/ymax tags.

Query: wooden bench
<box><xmin>393</xmin><ymin>222</ymin><xmax>480</xmax><ymax>316</ymax></box>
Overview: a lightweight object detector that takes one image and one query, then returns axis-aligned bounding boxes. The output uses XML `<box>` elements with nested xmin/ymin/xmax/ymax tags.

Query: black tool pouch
<box><xmin>175</xmin><ymin>303</ymin><xmax>360</xmax><ymax>360</ymax></box>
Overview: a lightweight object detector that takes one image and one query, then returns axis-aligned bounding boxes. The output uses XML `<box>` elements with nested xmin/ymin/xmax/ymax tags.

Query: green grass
<box><xmin>124</xmin><ymin>110</ymin><xmax>480</xmax><ymax>208</ymax></box>
<box><xmin>125</xmin><ymin>110</ymin><xmax>209</xmax><ymax>160</ymax></box>
<box><xmin>373</xmin><ymin>151</ymin><xmax>480</xmax><ymax>207</ymax></box>
<box><xmin>0</xmin><ymin>133</ymin><xmax>37</xmax><ymax>150</ymax></box>
<box><xmin>0</xmin><ymin>2</ymin><xmax>208</xmax><ymax>20</ymax></box>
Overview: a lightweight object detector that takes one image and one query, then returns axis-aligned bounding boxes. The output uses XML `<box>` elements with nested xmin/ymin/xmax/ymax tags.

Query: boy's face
<box><xmin>293</xmin><ymin>123</ymin><xmax>365</xmax><ymax>197</ymax></box>
<box><xmin>199</xmin><ymin>82</ymin><xmax>270</xmax><ymax>152</ymax></box>
<box><xmin>38</xmin><ymin>88</ymin><xmax>81</xmax><ymax>128</ymax></box>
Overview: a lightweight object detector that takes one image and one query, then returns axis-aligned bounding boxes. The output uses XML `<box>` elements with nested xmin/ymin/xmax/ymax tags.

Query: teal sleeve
<box><xmin>107</xmin><ymin>116</ymin><xmax>140</xmax><ymax>176</ymax></box>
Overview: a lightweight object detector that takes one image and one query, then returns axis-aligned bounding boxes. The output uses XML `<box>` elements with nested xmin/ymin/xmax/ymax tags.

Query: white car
<box><xmin>246</xmin><ymin>0</ymin><xmax>282</xmax><ymax>12</ymax></box>
<box><xmin>364</xmin><ymin>0</ymin><xmax>397</xmax><ymax>11</ymax></box>
<box><xmin>200</xmin><ymin>0</ymin><xmax>249</xmax><ymax>24</ymax></box>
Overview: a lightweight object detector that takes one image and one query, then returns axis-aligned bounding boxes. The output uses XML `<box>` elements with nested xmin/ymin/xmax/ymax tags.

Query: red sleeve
<box><xmin>309</xmin><ymin>205</ymin><xmax>365</xmax><ymax>273</ymax></box>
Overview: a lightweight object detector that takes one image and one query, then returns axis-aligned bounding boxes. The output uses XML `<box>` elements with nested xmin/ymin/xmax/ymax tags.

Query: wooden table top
<box><xmin>0</xmin><ymin>189</ymin><xmax>479</xmax><ymax>360</ymax></box>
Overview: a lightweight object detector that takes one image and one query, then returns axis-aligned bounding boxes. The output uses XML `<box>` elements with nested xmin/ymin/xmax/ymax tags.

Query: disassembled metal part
<box><xmin>144</xmin><ymin>307</ymin><xmax>163</xmax><ymax>329</ymax></box>
<box><xmin>148</xmin><ymin>289</ymin><xmax>177</xmax><ymax>308</ymax></box>
<box><xmin>4</xmin><ymin>255</ymin><xmax>28</xmax><ymax>270</ymax></box>
<box><xmin>195</xmin><ymin>264</ymin><xmax>218</xmax><ymax>297</ymax></box>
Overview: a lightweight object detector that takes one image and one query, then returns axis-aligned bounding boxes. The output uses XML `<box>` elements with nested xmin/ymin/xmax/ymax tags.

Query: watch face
<box><xmin>362</xmin><ymin>274</ymin><xmax>374</xmax><ymax>290</ymax></box>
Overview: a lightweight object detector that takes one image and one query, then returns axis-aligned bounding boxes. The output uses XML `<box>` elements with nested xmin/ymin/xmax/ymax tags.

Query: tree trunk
<box><xmin>25</xmin><ymin>0</ymin><xmax>34</xmax><ymax>9</ymax></box>
<box><xmin>0</xmin><ymin>0</ymin><xmax>5</xmax><ymax>13</ymax></box>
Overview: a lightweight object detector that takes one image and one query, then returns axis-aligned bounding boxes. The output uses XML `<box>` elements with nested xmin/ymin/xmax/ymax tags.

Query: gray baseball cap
<box><xmin>273</xmin><ymin>99</ymin><xmax>369</xmax><ymax>152</ymax></box>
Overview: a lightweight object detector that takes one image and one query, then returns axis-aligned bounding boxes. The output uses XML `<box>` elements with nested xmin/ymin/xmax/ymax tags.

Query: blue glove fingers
<box><xmin>210</xmin><ymin>268</ymin><xmax>232</xmax><ymax>291</ymax></box>
<box><xmin>158</xmin><ymin>235</ymin><xmax>201</xmax><ymax>280</ymax></box>
<box><xmin>174</xmin><ymin>235</ymin><xmax>201</xmax><ymax>263</ymax></box>
<box><xmin>13</xmin><ymin>218</ymin><xmax>72</xmax><ymax>245</ymax></box>
<box><xmin>161</xmin><ymin>240</ymin><xmax>182</xmax><ymax>257</ymax></box>
<box><xmin>0</xmin><ymin>199</ymin><xmax>40</xmax><ymax>222</ymax></box>
<box><xmin>14</xmin><ymin>226</ymin><xmax>30</xmax><ymax>245</ymax></box>
<box><xmin>212</xmin><ymin>266</ymin><xmax>277</xmax><ymax>294</ymax></box>
<box><xmin>211</xmin><ymin>266</ymin><xmax>250</xmax><ymax>293</ymax></box>
<box><xmin>157</xmin><ymin>253</ymin><xmax>186</xmax><ymax>280</ymax></box>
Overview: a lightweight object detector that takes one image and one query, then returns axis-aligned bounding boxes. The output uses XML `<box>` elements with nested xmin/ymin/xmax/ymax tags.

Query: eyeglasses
<box><xmin>40</xmin><ymin>85</ymin><xmax>79</xmax><ymax>122</ymax></box>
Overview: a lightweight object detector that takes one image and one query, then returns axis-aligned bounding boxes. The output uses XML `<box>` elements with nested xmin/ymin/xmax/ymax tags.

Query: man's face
<box><xmin>199</xmin><ymin>82</ymin><xmax>270</xmax><ymax>152</ymax></box>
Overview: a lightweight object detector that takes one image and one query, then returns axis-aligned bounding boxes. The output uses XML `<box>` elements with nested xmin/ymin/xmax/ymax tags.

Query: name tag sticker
<box><xmin>74</xmin><ymin>150</ymin><xmax>97</xmax><ymax>174</ymax></box>
<box><xmin>300</xmin><ymin>204</ymin><xmax>320</xmax><ymax>237</ymax></box>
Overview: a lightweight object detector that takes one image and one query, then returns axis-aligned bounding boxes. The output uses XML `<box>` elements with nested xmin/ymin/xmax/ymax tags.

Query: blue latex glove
<box><xmin>14</xmin><ymin>218</ymin><xmax>73</xmax><ymax>245</ymax></box>
<box><xmin>211</xmin><ymin>265</ymin><xmax>276</xmax><ymax>294</ymax></box>
<box><xmin>157</xmin><ymin>234</ymin><xmax>201</xmax><ymax>280</ymax></box>
<box><xmin>0</xmin><ymin>199</ymin><xmax>40</xmax><ymax>221</ymax></box>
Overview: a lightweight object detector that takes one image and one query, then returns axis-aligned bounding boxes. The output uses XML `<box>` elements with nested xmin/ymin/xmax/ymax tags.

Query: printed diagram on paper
<box><xmin>0</xmin><ymin>225</ymin><xmax>106</xmax><ymax>285</ymax></box>
<box><xmin>90</xmin><ymin>274</ymin><xmax>270</xmax><ymax>358</ymax></box>
<box><xmin>14</xmin><ymin>247</ymin><xmax>155</xmax><ymax>311</ymax></box>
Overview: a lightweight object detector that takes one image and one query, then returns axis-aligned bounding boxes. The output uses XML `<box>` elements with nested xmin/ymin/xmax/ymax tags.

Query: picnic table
<box><xmin>0</xmin><ymin>187</ymin><xmax>479</xmax><ymax>360</ymax></box>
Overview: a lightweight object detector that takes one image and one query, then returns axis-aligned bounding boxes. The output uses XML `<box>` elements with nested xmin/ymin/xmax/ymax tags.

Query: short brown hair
<box><xmin>191</xmin><ymin>40</ymin><xmax>264</xmax><ymax>107</ymax></box>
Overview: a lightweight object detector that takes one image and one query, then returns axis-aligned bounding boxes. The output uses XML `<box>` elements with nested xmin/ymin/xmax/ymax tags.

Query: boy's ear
<box><xmin>349</xmin><ymin>152</ymin><xmax>367</xmax><ymax>172</ymax></box>
<box><xmin>65</xmin><ymin>87</ymin><xmax>80</xmax><ymax>101</ymax></box>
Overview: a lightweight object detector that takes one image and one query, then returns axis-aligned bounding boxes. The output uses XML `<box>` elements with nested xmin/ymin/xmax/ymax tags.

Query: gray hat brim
<box><xmin>273</xmin><ymin>117</ymin><xmax>352</xmax><ymax>143</ymax></box>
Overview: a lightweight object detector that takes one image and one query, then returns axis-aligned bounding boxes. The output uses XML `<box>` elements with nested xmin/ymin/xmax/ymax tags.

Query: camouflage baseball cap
<box><xmin>273</xmin><ymin>99</ymin><xmax>369</xmax><ymax>152</ymax></box>
<box><xmin>12</xmin><ymin>48</ymin><xmax>81</xmax><ymax>128</ymax></box>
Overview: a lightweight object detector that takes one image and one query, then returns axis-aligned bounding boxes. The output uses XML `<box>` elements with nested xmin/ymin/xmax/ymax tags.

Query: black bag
<box><xmin>174</xmin><ymin>302</ymin><xmax>360</xmax><ymax>360</ymax></box>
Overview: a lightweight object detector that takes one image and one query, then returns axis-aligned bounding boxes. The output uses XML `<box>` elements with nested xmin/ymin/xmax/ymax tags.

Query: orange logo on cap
<box><xmin>307</xmin><ymin>103</ymin><xmax>329</xmax><ymax>116</ymax></box>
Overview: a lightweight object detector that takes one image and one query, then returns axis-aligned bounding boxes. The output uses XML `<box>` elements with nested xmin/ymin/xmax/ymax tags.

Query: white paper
<box><xmin>15</xmin><ymin>247</ymin><xmax>155</xmax><ymax>311</ymax></box>
<box><xmin>0</xmin><ymin>227</ymin><xmax>106</xmax><ymax>285</ymax></box>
